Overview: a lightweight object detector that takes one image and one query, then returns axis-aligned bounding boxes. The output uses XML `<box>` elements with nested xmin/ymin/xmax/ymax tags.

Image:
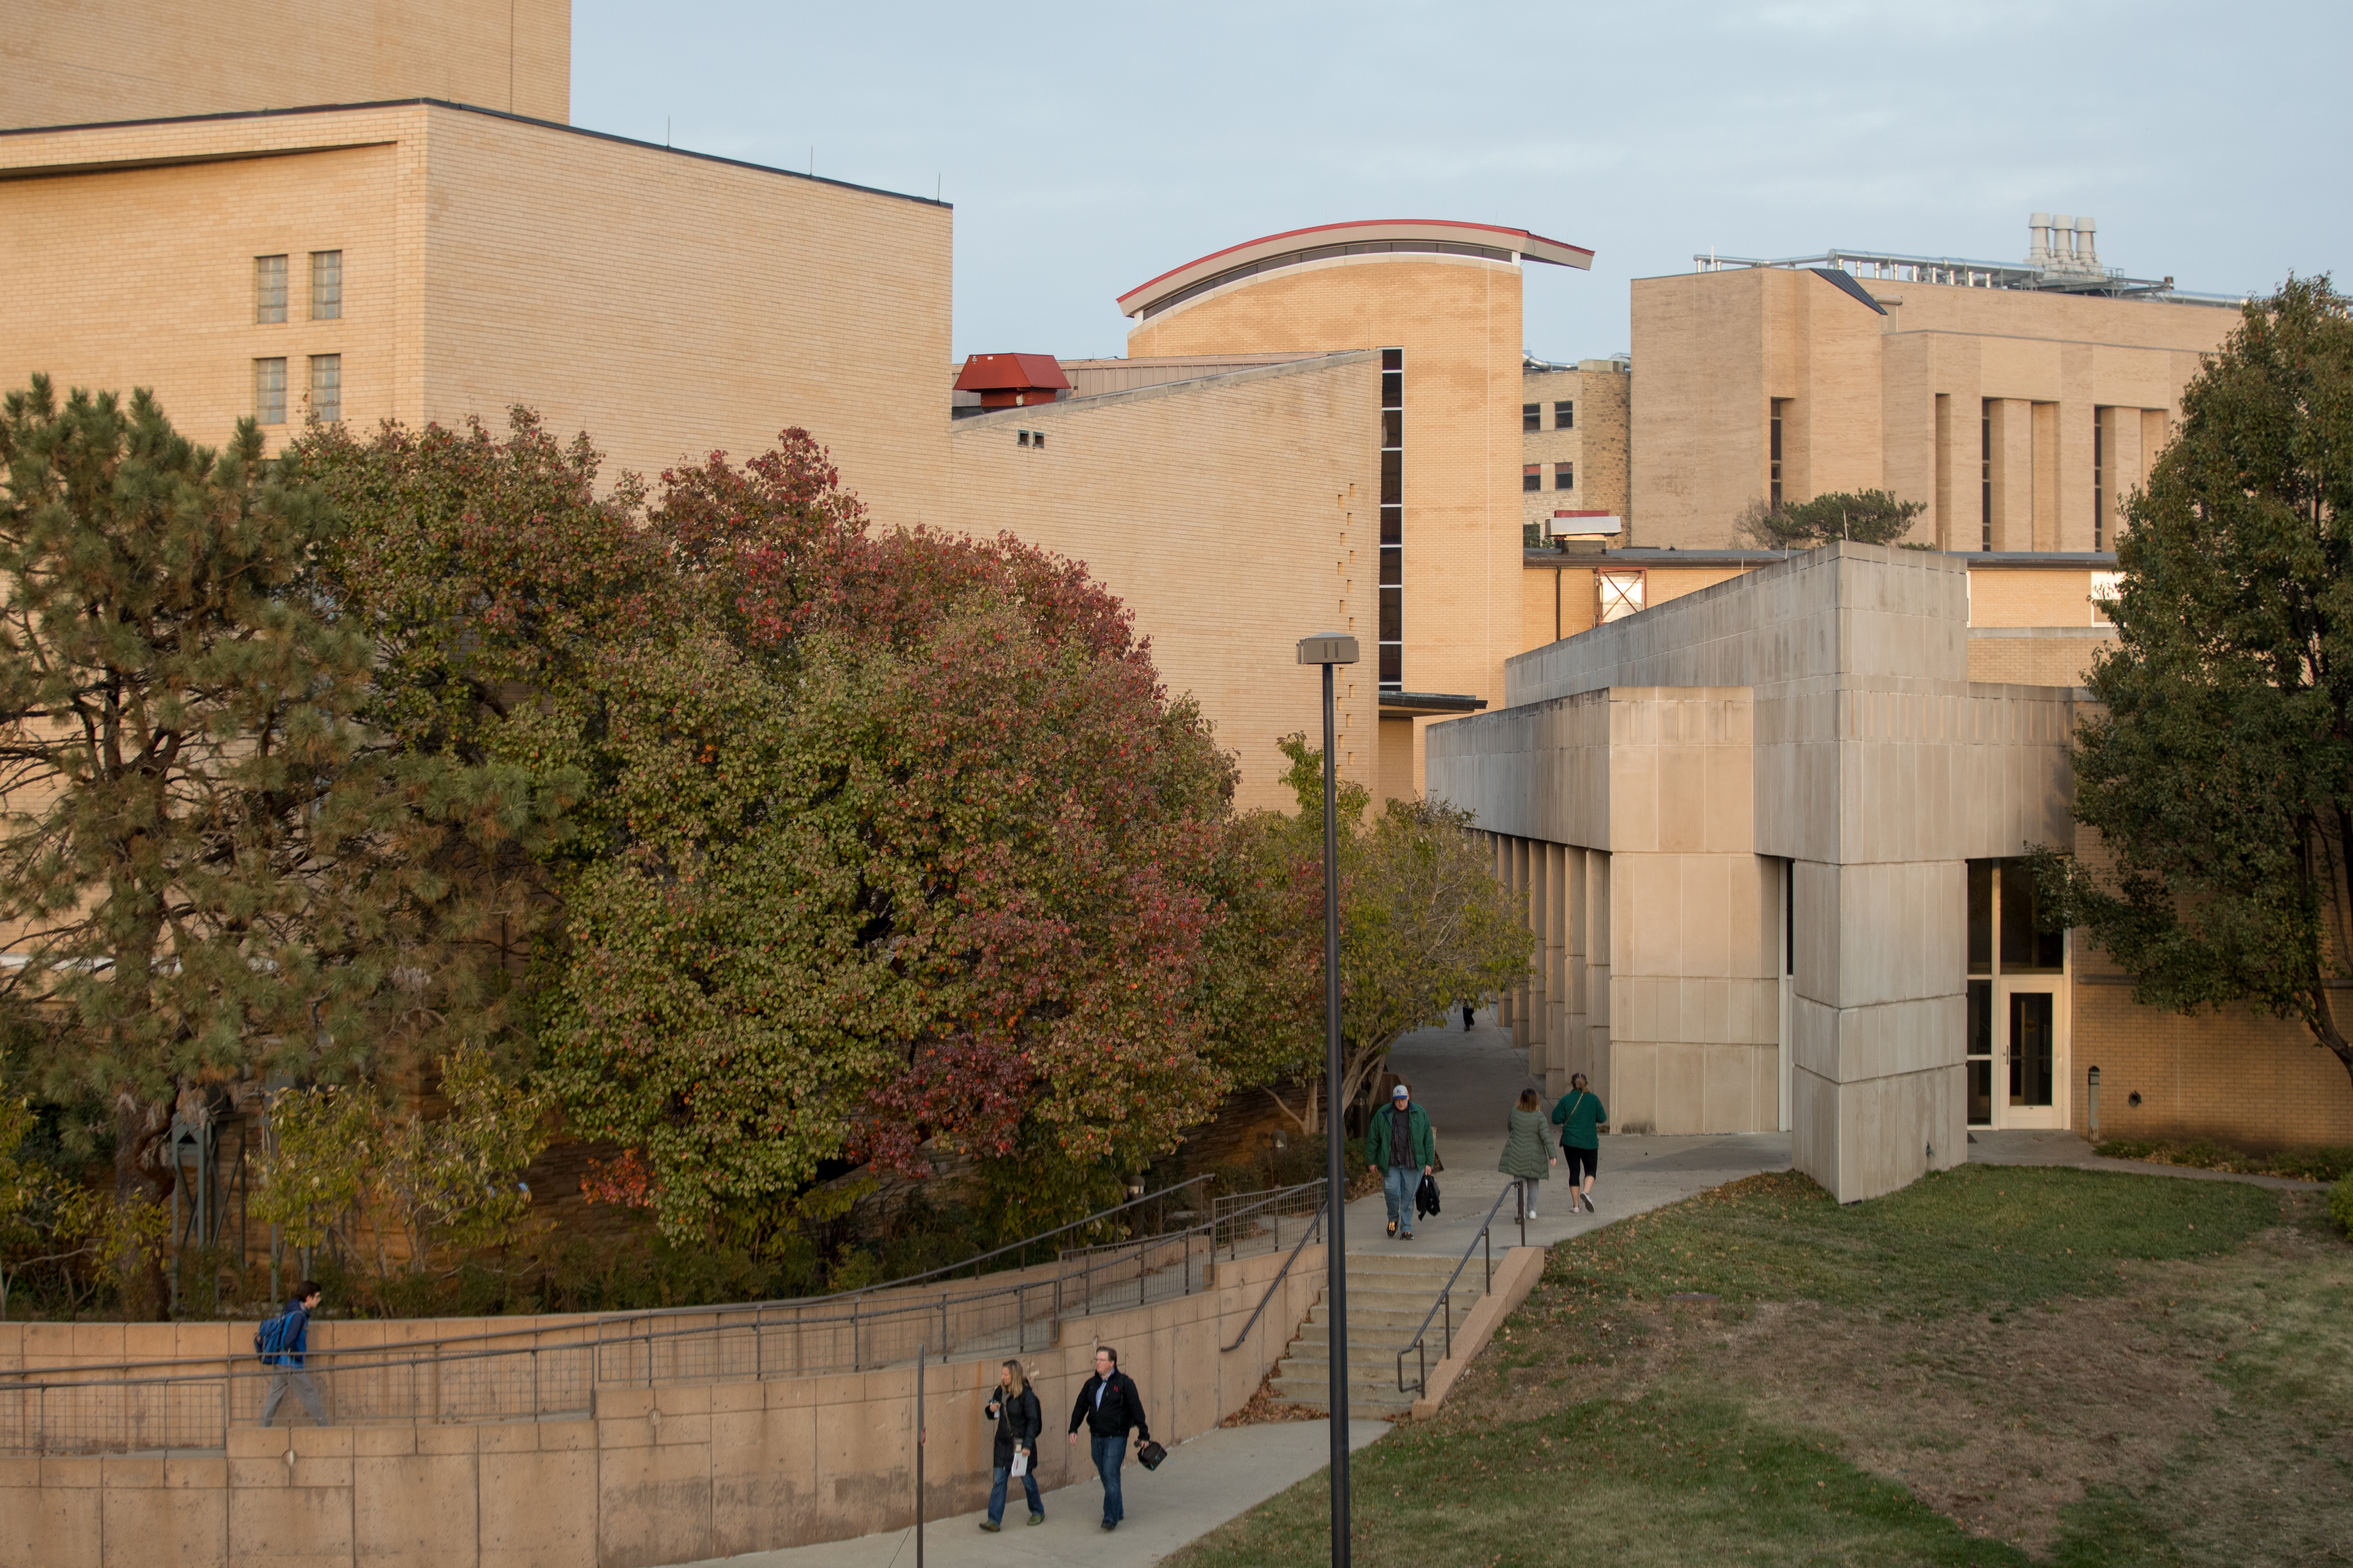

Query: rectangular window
<box><xmin>1769</xmin><ymin>399</ymin><xmax>1788</xmax><ymax>508</ymax></box>
<box><xmin>307</xmin><ymin>354</ymin><xmax>341</xmax><ymax>422</ymax></box>
<box><xmin>253</xmin><ymin>357</ymin><xmax>287</xmax><ymax>424</ymax></box>
<box><xmin>1554</xmin><ymin>463</ymin><xmax>1574</xmax><ymax>491</ymax></box>
<box><xmin>1379</xmin><ymin>349</ymin><xmax>1402</xmax><ymax>691</ymax></box>
<box><xmin>1554</xmin><ymin>399</ymin><xmax>1574</xmax><ymax>429</ymax></box>
<box><xmin>309</xmin><ymin>250</ymin><xmax>342</xmax><ymax>320</ymax></box>
<box><xmin>1523</xmin><ymin>402</ymin><xmax>1542</xmax><ymax>433</ymax></box>
<box><xmin>1522</xmin><ymin>464</ymin><xmax>1542</xmax><ymax>494</ymax></box>
<box><xmin>1999</xmin><ymin>860</ymin><xmax>2064</xmax><ymax>972</ymax></box>
<box><xmin>253</xmin><ymin>255</ymin><xmax>287</xmax><ymax>324</ymax></box>
<box><xmin>1981</xmin><ymin>403</ymin><xmax>1994</xmax><ymax>552</ymax></box>
<box><xmin>1597</xmin><ymin>569</ymin><xmax>1646</xmax><ymax>623</ymax></box>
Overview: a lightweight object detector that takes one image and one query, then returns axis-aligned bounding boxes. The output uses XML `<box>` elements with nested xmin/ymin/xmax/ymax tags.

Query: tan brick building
<box><xmin>0</xmin><ymin>102</ymin><xmax>953</xmax><ymax>530</ymax></box>
<box><xmin>1624</xmin><ymin>226</ymin><xmax>2240</xmax><ymax>550</ymax></box>
<box><xmin>2</xmin><ymin>0</ymin><xmax>573</xmax><ymax>128</ymax></box>
<box><xmin>1519</xmin><ymin>357</ymin><xmax>1629</xmax><ymax>545</ymax></box>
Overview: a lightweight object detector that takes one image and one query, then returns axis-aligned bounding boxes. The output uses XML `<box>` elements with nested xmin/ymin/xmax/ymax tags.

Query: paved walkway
<box><xmin>1348</xmin><ymin>1009</ymin><xmax>1793</xmax><ymax>1258</ymax></box>
<box><xmin>1966</xmin><ymin>1127</ymin><xmax>2322</xmax><ymax>1190</ymax></box>
<box><xmin>665</xmin><ymin>1418</ymin><xmax>1388</xmax><ymax>1568</ymax></box>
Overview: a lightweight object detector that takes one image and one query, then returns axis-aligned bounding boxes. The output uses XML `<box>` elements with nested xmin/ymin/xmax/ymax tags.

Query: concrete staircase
<box><xmin>1268</xmin><ymin>1251</ymin><xmax>1488</xmax><ymax>1413</ymax></box>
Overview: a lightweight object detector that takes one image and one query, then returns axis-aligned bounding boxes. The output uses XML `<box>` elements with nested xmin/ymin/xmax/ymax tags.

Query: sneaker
<box><xmin>1387</xmin><ymin>1219</ymin><xmax>1397</xmax><ymax>1237</ymax></box>
<box><xmin>1028</xmin><ymin>1513</ymin><xmax>1046</xmax><ymax>1526</ymax></box>
<box><xmin>1400</xmin><ymin>1231</ymin><xmax>1413</xmax><ymax>1239</ymax></box>
<box><xmin>980</xmin><ymin>1520</ymin><xmax>1002</xmax><ymax>1533</ymax></box>
<box><xmin>1102</xmin><ymin>1520</ymin><xmax>1119</xmax><ymax>1531</ymax></box>
<box><xmin>1526</xmin><ymin>1207</ymin><xmax>1538</xmax><ymax>1220</ymax></box>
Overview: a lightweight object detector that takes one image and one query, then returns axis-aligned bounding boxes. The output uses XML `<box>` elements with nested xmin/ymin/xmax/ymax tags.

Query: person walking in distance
<box><xmin>259</xmin><ymin>1281</ymin><xmax>329</xmax><ymax>1427</ymax></box>
<box><xmin>1499</xmin><ymin>1087</ymin><xmax>1556</xmax><ymax>1219</ymax></box>
<box><xmin>981</xmin><ymin>1359</ymin><xmax>1044</xmax><ymax>1531</ymax></box>
<box><xmin>1462</xmin><ymin>1002</ymin><xmax>1476</xmax><ymax>1032</ymax></box>
<box><xmin>1551</xmin><ymin>1073</ymin><xmax>1608</xmax><ymax>1214</ymax></box>
<box><xmin>1366</xmin><ymin>1081</ymin><xmax>1435</xmax><ymax>1240</ymax></box>
<box><xmin>1067</xmin><ymin>1345</ymin><xmax>1151</xmax><ymax>1531</ymax></box>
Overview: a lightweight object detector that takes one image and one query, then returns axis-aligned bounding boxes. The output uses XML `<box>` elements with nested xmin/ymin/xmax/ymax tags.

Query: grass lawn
<box><xmin>1169</xmin><ymin>1164</ymin><xmax>2353</xmax><ymax>1568</ymax></box>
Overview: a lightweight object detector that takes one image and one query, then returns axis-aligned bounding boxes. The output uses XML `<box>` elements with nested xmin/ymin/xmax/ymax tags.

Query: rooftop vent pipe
<box><xmin>2028</xmin><ymin>212</ymin><xmax>2052</xmax><ymax>267</ymax></box>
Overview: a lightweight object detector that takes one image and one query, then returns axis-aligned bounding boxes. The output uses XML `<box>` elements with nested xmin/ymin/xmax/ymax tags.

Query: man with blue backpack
<box><xmin>257</xmin><ymin>1281</ymin><xmax>329</xmax><ymax>1427</ymax></box>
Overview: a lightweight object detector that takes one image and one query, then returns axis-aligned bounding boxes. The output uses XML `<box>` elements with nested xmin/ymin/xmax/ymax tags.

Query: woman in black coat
<box><xmin>982</xmin><ymin>1359</ymin><xmax>1045</xmax><ymax>1530</ymax></box>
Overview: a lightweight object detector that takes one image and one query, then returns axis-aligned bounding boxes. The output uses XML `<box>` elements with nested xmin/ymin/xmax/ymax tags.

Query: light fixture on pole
<box><xmin>1295</xmin><ymin>630</ymin><xmax>1358</xmax><ymax>1568</ymax></box>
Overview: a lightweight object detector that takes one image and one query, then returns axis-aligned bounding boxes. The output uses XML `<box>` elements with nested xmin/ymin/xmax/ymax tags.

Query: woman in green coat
<box><xmin>1551</xmin><ymin>1073</ymin><xmax>1607</xmax><ymax>1214</ymax></box>
<box><xmin>1497</xmin><ymin>1088</ymin><xmax>1556</xmax><ymax>1219</ymax></box>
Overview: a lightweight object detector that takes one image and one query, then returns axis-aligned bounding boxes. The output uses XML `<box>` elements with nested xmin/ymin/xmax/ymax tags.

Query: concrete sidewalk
<box><xmin>1348</xmin><ymin>1011</ymin><xmax>1793</xmax><ymax>1260</ymax></box>
<box><xmin>1966</xmin><ymin>1127</ymin><xmax>2323</xmax><ymax>1190</ymax></box>
<box><xmin>662</xmin><ymin>1418</ymin><xmax>1388</xmax><ymax>1568</ymax></box>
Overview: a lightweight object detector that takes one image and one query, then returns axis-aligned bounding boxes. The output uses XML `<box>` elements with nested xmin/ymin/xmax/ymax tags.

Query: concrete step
<box><xmin>1292</xmin><ymin>1319</ymin><xmax>1464</xmax><ymax>1350</ymax></box>
<box><xmin>1269</xmin><ymin>1374</ymin><xmax>1419</xmax><ymax>1410</ymax></box>
<box><xmin>1304</xmin><ymin>1293</ymin><xmax>1479</xmax><ymax>1324</ymax></box>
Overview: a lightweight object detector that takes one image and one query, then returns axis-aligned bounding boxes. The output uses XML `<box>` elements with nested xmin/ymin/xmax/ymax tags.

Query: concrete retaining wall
<box><xmin>0</xmin><ymin>1246</ymin><xmax>1324</xmax><ymax>1568</ymax></box>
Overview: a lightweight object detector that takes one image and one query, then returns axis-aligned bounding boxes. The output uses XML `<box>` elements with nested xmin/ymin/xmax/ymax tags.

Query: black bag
<box><xmin>1416</xmin><ymin>1172</ymin><xmax>1441</xmax><ymax>1218</ymax></box>
<box><xmin>1136</xmin><ymin>1438</ymin><xmax>1168</xmax><ymax>1471</ymax></box>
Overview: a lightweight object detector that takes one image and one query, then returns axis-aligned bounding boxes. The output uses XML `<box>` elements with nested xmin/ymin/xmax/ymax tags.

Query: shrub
<box><xmin>2331</xmin><ymin>1179</ymin><xmax>2353</xmax><ymax>1240</ymax></box>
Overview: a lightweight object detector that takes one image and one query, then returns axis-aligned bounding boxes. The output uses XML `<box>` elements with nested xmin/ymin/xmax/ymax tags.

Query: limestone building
<box><xmin>1520</xmin><ymin>356</ymin><xmax>1629</xmax><ymax>546</ymax></box>
<box><xmin>1625</xmin><ymin>221</ymin><xmax>2242</xmax><ymax>550</ymax></box>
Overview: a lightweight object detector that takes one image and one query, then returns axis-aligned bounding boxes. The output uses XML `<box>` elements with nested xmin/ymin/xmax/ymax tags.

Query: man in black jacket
<box><xmin>1066</xmin><ymin>1344</ymin><xmax>1150</xmax><ymax>1531</ymax></box>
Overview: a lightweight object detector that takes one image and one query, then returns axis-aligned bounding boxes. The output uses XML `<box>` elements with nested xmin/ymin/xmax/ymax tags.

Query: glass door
<box><xmin>1965</xmin><ymin>860</ymin><xmax>2070</xmax><ymax>1130</ymax></box>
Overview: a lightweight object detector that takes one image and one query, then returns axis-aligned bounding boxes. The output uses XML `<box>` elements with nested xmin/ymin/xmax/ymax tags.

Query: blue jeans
<box><xmin>1384</xmin><ymin>1165</ymin><xmax>1419</xmax><ymax>1235</ymax></box>
<box><xmin>988</xmin><ymin>1457</ymin><xmax>1043</xmax><ymax>1523</ymax></box>
<box><xmin>1090</xmin><ymin>1431</ymin><xmax>1126</xmax><ymax>1524</ymax></box>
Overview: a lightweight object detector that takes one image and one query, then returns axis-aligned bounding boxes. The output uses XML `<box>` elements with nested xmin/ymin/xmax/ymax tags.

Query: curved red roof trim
<box><xmin>1117</xmin><ymin>219</ymin><xmax>1595</xmax><ymax>315</ymax></box>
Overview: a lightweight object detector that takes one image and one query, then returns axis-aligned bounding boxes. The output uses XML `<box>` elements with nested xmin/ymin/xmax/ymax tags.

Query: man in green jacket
<box><xmin>1365</xmin><ymin>1083</ymin><xmax>1436</xmax><ymax>1239</ymax></box>
<box><xmin>1551</xmin><ymin>1072</ymin><xmax>1607</xmax><ymax>1214</ymax></box>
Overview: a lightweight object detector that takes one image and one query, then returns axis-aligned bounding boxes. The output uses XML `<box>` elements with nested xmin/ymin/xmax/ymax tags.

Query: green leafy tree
<box><xmin>1260</xmin><ymin>737</ymin><xmax>1534</xmax><ymax>1133</ymax></box>
<box><xmin>2033</xmin><ymin>277</ymin><xmax>2353</xmax><ymax>1096</ymax></box>
<box><xmin>1735</xmin><ymin>488</ymin><xmax>1926</xmax><ymax>548</ymax></box>
<box><xmin>0</xmin><ymin>383</ymin><xmax>564</xmax><ymax>1316</ymax></box>
<box><xmin>254</xmin><ymin>1045</ymin><xmax>550</xmax><ymax>1296</ymax></box>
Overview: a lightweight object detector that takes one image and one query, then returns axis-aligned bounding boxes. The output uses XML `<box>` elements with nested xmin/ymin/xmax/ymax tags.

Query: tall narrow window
<box><xmin>310</xmin><ymin>250</ymin><xmax>343</xmax><ymax>321</ymax></box>
<box><xmin>253</xmin><ymin>255</ymin><xmax>287</xmax><ymax>324</ymax></box>
<box><xmin>2092</xmin><ymin>409</ymin><xmax>2106</xmax><ymax>551</ymax></box>
<box><xmin>1981</xmin><ymin>403</ymin><xmax>1994</xmax><ymax>552</ymax></box>
<box><xmin>1380</xmin><ymin>348</ymin><xmax>1403</xmax><ymax>691</ymax></box>
<box><xmin>308</xmin><ymin>354</ymin><xmax>342</xmax><ymax>422</ymax></box>
<box><xmin>1522</xmin><ymin>402</ymin><xmax>1541</xmax><ymax>433</ymax></box>
<box><xmin>253</xmin><ymin>358</ymin><xmax>287</xmax><ymax>424</ymax></box>
<box><xmin>1555</xmin><ymin>463</ymin><xmax>1574</xmax><ymax>490</ymax></box>
<box><xmin>1522</xmin><ymin>463</ymin><xmax>1542</xmax><ymax>494</ymax></box>
<box><xmin>1554</xmin><ymin>399</ymin><xmax>1573</xmax><ymax>429</ymax></box>
<box><xmin>1769</xmin><ymin>399</ymin><xmax>1787</xmax><ymax>508</ymax></box>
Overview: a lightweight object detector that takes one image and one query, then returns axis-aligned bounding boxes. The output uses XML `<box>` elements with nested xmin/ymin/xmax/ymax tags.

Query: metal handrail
<box><xmin>1394</xmin><ymin>1181</ymin><xmax>1520</xmax><ymax>1398</ymax></box>
<box><xmin>0</xmin><ymin>1174</ymin><xmax>1334</xmax><ymax>1454</ymax></box>
<box><xmin>1219</xmin><ymin>1193</ymin><xmax>1327</xmax><ymax>1353</ymax></box>
<box><xmin>0</xmin><ymin>1172</ymin><xmax>1220</xmax><ymax>1382</ymax></box>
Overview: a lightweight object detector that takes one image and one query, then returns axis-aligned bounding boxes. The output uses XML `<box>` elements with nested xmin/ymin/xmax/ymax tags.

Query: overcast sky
<box><xmin>573</xmin><ymin>0</ymin><xmax>2348</xmax><ymax>364</ymax></box>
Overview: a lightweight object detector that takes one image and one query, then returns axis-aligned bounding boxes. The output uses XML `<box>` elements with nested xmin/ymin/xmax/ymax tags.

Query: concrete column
<box><xmin>1511</xmin><ymin>837</ymin><xmax>1531</xmax><ymax>1055</ymax></box>
<box><xmin>1586</xmin><ymin>850</ymin><xmax>1612</xmax><ymax>1105</ymax></box>
<box><xmin>1526</xmin><ymin>838</ymin><xmax>1549</xmax><ymax>1067</ymax></box>
<box><xmin>1544</xmin><ymin>841</ymin><xmax>1569</xmax><ymax>1090</ymax></box>
<box><xmin>1491</xmin><ymin>833</ymin><xmax>1512</xmax><ymax>1032</ymax></box>
<box><xmin>1564</xmin><ymin>848</ymin><xmax>1588</xmax><ymax>1098</ymax></box>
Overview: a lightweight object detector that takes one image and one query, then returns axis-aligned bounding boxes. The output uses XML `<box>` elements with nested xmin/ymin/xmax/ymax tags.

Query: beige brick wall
<box><xmin>1</xmin><ymin>0</ymin><xmax>571</xmax><ymax>129</ymax></box>
<box><xmin>1632</xmin><ymin>266</ymin><xmax>2231</xmax><ymax>549</ymax></box>
<box><xmin>947</xmin><ymin>357</ymin><xmax>1380</xmax><ymax>812</ymax></box>
<box><xmin>1965</xmin><ymin>631</ymin><xmax>2115</xmax><ymax>687</ymax></box>
<box><xmin>1126</xmin><ymin>253</ymin><xmax>1523</xmax><ymax>795</ymax></box>
<box><xmin>2069</xmin><ymin>828</ymin><xmax>2353</xmax><ymax>1149</ymax></box>
<box><xmin>0</xmin><ymin>104</ymin><xmax>951</xmax><ymax>530</ymax></box>
<box><xmin>1520</xmin><ymin>365</ymin><xmax>1630</xmax><ymax>538</ymax></box>
<box><xmin>1967</xmin><ymin>566</ymin><xmax>2108</xmax><ymax>627</ymax></box>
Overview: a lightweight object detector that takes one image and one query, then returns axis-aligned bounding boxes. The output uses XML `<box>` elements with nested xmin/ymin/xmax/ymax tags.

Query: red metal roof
<box><xmin>954</xmin><ymin>353</ymin><xmax>1073</xmax><ymax>393</ymax></box>
<box><xmin>1116</xmin><ymin>220</ymin><xmax>1596</xmax><ymax>316</ymax></box>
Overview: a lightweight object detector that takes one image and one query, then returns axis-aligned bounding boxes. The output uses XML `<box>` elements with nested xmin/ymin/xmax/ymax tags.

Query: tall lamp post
<box><xmin>1295</xmin><ymin>631</ymin><xmax>1358</xmax><ymax>1568</ymax></box>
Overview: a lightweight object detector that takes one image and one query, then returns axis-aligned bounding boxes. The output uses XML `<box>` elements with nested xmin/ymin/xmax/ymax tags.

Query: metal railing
<box><xmin>0</xmin><ymin>1175</ymin><xmax>1329</xmax><ymax>1456</ymax></box>
<box><xmin>1394</xmin><ymin>1181</ymin><xmax>1521</xmax><ymax>1398</ymax></box>
<box><xmin>1220</xmin><ymin>1192</ymin><xmax>1328</xmax><ymax>1354</ymax></box>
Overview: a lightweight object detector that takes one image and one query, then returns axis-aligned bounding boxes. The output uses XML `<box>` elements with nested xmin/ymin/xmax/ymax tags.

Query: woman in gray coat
<box><xmin>1497</xmin><ymin>1088</ymin><xmax>1556</xmax><ymax>1219</ymax></box>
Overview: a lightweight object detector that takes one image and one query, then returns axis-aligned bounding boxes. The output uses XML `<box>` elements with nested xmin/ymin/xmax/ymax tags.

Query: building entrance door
<box><xmin>1966</xmin><ymin>860</ymin><xmax>2071</xmax><ymax>1130</ymax></box>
